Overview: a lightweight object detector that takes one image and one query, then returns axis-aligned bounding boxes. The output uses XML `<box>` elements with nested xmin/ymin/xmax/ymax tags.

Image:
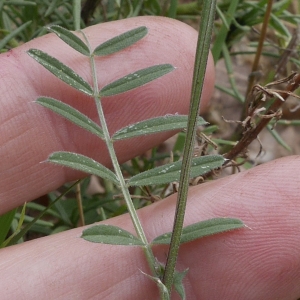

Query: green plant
<box><xmin>2</xmin><ymin>0</ymin><xmax>299</xmax><ymax>298</ymax></box>
<box><xmin>212</xmin><ymin>0</ymin><xmax>300</xmax><ymax>155</ymax></box>
<box><xmin>22</xmin><ymin>6</ymin><xmax>244</xmax><ymax>298</ymax></box>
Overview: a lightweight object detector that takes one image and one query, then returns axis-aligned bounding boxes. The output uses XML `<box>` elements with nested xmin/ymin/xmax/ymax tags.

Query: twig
<box><xmin>244</xmin><ymin>0</ymin><xmax>273</xmax><ymax>110</ymax></box>
<box><xmin>224</xmin><ymin>73</ymin><xmax>300</xmax><ymax>162</ymax></box>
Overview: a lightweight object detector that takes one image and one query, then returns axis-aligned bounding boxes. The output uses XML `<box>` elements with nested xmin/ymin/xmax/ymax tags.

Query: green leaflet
<box><xmin>47</xmin><ymin>25</ymin><xmax>90</xmax><ymax>56</ymax></box>
<box><xmin>36</xmin><ymin>97</ymin><xmax>104</xmax><ymax>139</ymax></box>
<box><xmin>128</xmin><ymin>155</ymin><xmax>224</xmax><ymax>186</ymax></box>
<box><xmin>100</xmin><ymin>64</ymin><xmax>174</xmax><ymax>97</ymax></box>
<box><xmin>152</xmin><ymin>218</ymin><xmax>244</xmax><ymax>245</ymax></box>
<box><xmin>93</xmin><ymin>26</ymin><xmax>148</xmax><ymax>56</ymax></box>
<box><xmin>112</xmin><ymin>115</ymin><xmax>207</xmax><ymax>141</ymax></box>
<box><xmin>27</xmin><ymin>49</ymin><xmax>93</xmax><ymax>96</ymax></box>
<box><xmin>81</xmin><ymin>224</ymin><xmax>145</xmax><ymax>246</ymax></box>
<box><xmin>48</xmin><ymin>151</ymin><xmax>119</xmax><ymax>184</ymax></box>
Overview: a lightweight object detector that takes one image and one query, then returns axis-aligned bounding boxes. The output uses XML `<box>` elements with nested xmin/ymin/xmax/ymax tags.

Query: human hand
<box><xmin>0</xmin><ymin>17</ymin><xmax>299</xmax><ymax>299</ymax></box>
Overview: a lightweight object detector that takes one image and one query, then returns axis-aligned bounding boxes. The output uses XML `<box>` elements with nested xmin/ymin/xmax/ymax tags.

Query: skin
<box><xmin>0</xmin><ymin>17</ymin><xmax>299</xmax><ymax>299</ymax></box>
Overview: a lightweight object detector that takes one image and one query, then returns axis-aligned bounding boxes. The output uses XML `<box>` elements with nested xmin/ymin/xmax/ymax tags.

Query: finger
<box><xmin>0</xmin><ymin>16</ymin><xmax>215</xmax><ymax>213</ymax></box>
<box><xmin>0</xmin><ymin>156</ymin><xmax>299</xmax><ymax>299</ymax></box>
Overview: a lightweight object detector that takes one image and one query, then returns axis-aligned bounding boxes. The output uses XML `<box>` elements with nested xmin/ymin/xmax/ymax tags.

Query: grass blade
<box><xmin>36</xmin><ymin>97</ymin><xmax>104</xmax><ymax>139</ymax></box>
<box><xmin>112</xmin><ymin>115</ymin><xmax>207</xmax><ymax>141</ymax></box>
<box><xmin>152</xmin><ymin>218</ymin><xmax>244</xmax><ymax>245</ymax></box>
<box><xmin>128</xmin><ymin>155</ymin><xmax>224</xmax><ymax>186</ymax></box>
<box><xmin>211</xmin><ymin>0</ymin><xmax>239</xmax><ymax>62</ymax></box>
<box><xmin>44</xmin><ymin>0</ymin><xmax>59</xmax><ymax>17</ymax></box>
<box><xmin>93</xmin><ymin>26</ymin><xmax>148</xmax><ymax>56</ymax></box>
<box><xmin>270</xmin><ymin>12</ymin><xmax>291</xmax><ymax>37</ymax></box>
<box><xmin>100</xmin><ymin>64</ymin><xmax>174</xmax><ymax>97</ymax></box>
<box><xmin>47</xmin><ymin>25</ymin><xmax>90</xmax><ymax>56</ymax></box>
<box><xmin>1</xmin><ymin>204</ymin><xmax>26</xmax><ymax>247</ymax></box>
<box><xmin>267</xmin><ymin>124</ymin><xmax>291</xmax><ymax>151</ymax></box>
<box><xmin>0</xmin><ymin>209</ymin><xmax>16</xmax><ymax>247</ymax></box>
<box><xmin>81</xmin><ymin>224</ymin><xmax>145</xmax><ymax>246</ymax></box>
<box><xmin>27</xmin><ymin>49</ymin><xmax>93</xmax><ymax>96</ymax></box>
<box><xmin>0</xmin><ymin>20</ymin><xmax>31</xmax><ymax>50</ymax></box>
<box><xmin>48</xmin><ymin>151</ymin><xmax>119</xmax><ymax>184</ymax></box>
<box><xmin>5</xmin><ymin>181</ymin><xmax>81</xmax><ymax>247</ymax></box>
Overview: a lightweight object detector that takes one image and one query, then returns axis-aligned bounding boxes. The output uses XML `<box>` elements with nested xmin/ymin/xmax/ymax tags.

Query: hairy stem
<box><xmin>72</xmin><ymin>0</ymin><xmax>82</xmax><ymax>31</ymax></box>
<box><xmin>72</xmin><ymin>0</ymin><xmax>85</xmax><ymax>227</ymax></box>
<box><xmin>162</xmin><ymin>0</ymin><xmax>217</xmax><ymax>294</ymax></box>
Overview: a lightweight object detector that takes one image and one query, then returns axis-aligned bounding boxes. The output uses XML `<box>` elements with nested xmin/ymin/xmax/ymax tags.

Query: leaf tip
<box><xmin>26</xmin><ymin>48</ymin><xmax>35</xmax><ymax>56</ymax></box>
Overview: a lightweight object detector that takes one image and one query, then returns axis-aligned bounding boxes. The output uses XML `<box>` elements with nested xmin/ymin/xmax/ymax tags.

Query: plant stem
<box><xmin>72</xmin><ymin>0</ymin><xmax>81</xmax><ymax>31</ymax></box>
<box><xmin>243</xmin><ymin>0</ymin><xmax>273</xmax><ymax>118</ymax></box>
<box><xmin>81</xmin><ymin>33</ymin><xmax>159</xmax><ymax>279</ymax></box>
<box><xmin>162</xmin><ymin>0</ymin><xmax>217</xmax><ymax>294</ymax></box>
<box><xmin>76</xmin><ymin>182</ymin><xmax>85</xmax><ymax>226</ymax></box>
<box><xmin>72</xmin><ymin>0</ymin><xmax>85</xmax><ymax>227</ymax></box>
